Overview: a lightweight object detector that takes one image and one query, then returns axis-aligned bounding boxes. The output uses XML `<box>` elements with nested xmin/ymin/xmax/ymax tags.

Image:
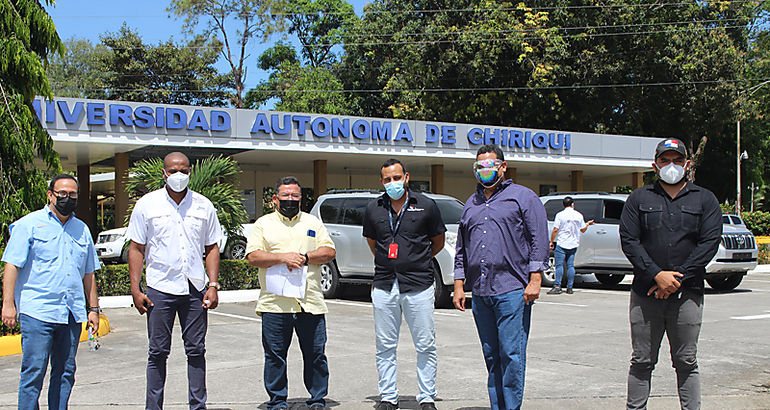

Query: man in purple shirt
<box><xmin>453</xmin><ymin>144</ymin><xmax>549</xmax><ymax>410</ymax></box>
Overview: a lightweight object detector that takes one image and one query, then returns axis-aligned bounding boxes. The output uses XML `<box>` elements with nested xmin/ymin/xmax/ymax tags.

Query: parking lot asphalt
<box><xmin>1</xmin><ymin>270</ymin><xmax>770</xmax><ymax>409</ymax></box>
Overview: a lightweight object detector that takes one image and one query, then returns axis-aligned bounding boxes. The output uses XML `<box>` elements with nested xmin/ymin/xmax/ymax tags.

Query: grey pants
<box><xmin>627</xmin><ymin>289</ymin><xmax>703</xmax><ymax>410</ymax></box>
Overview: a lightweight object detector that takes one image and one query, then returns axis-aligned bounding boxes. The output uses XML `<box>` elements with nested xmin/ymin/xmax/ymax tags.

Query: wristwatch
<box><xmin>207</xmin><ymin>281</ymin><xmax>220</xmax><ymax>290</ymax></box>
<box><xmin>302</xmin><ymin>253</ymin><xmax>309</xmax><ymax>266</ymax></box>
<box><xmin>88</xmin><ymin>307</ymin><xmax>100</xmax><ymax>313</ymax></box>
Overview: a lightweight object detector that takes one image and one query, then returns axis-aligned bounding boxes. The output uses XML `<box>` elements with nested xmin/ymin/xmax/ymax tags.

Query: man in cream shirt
<box><xmin>127</xmin><ymin>152</ymin><xmax>222</xmax><ymax>410</ymax></box>
<box><xmin>246</xmin><ymin>176</ymin><xmax>336</xmax><ymax>410</ymax></box>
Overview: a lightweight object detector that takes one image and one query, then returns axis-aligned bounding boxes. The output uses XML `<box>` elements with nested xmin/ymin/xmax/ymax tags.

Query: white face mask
<box><xmin>656</xmin><ymin>162</ymin><xmax>686</xmax><ymax>185</ymax></box>
<box><xmin>165</xmin><ymin>170</ymin><xmax>190</xmax><ymax>192</ymax></box>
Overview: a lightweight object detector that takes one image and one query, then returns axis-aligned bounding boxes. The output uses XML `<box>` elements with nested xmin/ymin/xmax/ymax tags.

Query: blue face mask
<box><xmin>384</xmin><ymin>180</ymin><xmax>406</xmax><ymax>200</ymax></box>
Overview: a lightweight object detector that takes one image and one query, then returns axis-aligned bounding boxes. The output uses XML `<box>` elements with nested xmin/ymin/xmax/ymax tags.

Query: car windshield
<box><xmin>435</xmin><ymin>198</ymin><xmax>464</xmax><ymax>225</ymax></box>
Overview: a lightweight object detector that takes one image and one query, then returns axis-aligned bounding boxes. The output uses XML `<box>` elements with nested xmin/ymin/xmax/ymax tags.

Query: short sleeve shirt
<box><xmin>553</xmin><ymin>207</ymin><xmax>586</xmax><ymax>249</ymax></box>
<box><xmin>362</xmin><ymin>191</ymin><xmax>447</xmax><ymax>293</ymax></box>
<box><xmin>126</xmin><ymin>188</ymin><xmax>222</xmax><ymax>295</ymax></box>
<box><xmin>246</xmin><ymin>211</ymin><xmax>335</xmax><ymax>315</ymax></box>
<box><xmin>1</xmin><ymin>206</ymin><xmax>99</xmax><ymax>324</ymax></box>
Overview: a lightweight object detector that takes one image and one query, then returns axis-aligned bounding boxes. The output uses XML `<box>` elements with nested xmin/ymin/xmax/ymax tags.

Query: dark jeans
<box><xmin>261</xmin><ymin>312</ymin><xmax>329</xmax><ymax>409</ymax></box>
<box><xmin>145</xmin><ymin>283</ymin><xmax>208</xmax><ymax>410</ymax></box>
<box><xmin>18</xmin><ymin>312</ymin><xmax>81</xmax><ymax>410</ymax></box>
<box><xmin>627</xmin><ymin>290</ymin><xmax>703</xmax><ymax>410</ymax></box>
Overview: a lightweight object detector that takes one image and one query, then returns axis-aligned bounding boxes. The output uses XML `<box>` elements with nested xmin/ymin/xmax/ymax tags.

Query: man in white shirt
<box><xmin>127</xmin><ymin>152</ymin><xmax>222</xmax><ymax>410</ymax></box>
<box><xmin>548</xmin><ymin>197</ymin><xmax>594</xmax><ymax>295</ymax></box>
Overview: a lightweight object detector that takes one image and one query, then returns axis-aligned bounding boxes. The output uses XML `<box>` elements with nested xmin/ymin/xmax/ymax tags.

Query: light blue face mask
<box><xmin>384</xmin><ymin>180</ymin><xmax>406</xmax><ymax>200</ymax></box>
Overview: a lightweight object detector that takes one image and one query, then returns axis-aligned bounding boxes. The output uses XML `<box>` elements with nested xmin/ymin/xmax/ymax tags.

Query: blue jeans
<box><xmin>471</xmin><ymin>288</ymin><xmax>532</xmax><ymax>410</ymax></box>
<box><xmin>371</xmin><ymin>280</ymin><xmax>437</xmax><ymax>404</ymax></box>
<box><xmin>261</xmin><ymin>312</ymin><xmax>329</xmax><ymax>409</ymax></box>
<box><xmin>18</xmin><ymin>312</ymin><xmax>82</xmax><ymax>410</ymax></box>
<box><xmin>145</xmin><ymin>284</ymin><xmax>208</xmax><ymax>410</ymax></box>
<box><xmin>553</xmin><ymin>245</ymin><xmax>577</xmax><ymax>289</ymax></box>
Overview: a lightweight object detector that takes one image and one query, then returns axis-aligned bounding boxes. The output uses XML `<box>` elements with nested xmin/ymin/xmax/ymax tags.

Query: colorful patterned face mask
<box><xmin>473</xmin><ymin>159</ymin><xmax>503</xmax><ymax>187</ymax></box>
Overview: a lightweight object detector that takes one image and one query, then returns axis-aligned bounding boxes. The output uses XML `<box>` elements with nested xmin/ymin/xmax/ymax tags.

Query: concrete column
<box><xmin>505</xmin><ymin>167</ymin><xmax>517</xmax><ymax>183</ymax></box>
<box><xmin>76</xmin><ymin>164</ymin><xmax>96</xmax><ymax>236</ymax></box>
<box><xmin>570</xmin><ymin>170</ymin><xmax>584</xmax><ymax>192</ymax></box>
<box><xmin>314</xmin><ymin>160</ymin><xmax>327</xmax><ymax>197</ymax></box>
<box><xmin>114</xmin><ymin>153</ymin><xmax>129</xmax><ymax>228</ymax></box>
<box><xmin>632</xmin><ymin>172</ymin><xmax>644</xmax><ymax>189</ymax></box>
<box><xmin>431</xmin><ymin>164</ymin><xmax>444</xmax><ymax>194</ymax></box>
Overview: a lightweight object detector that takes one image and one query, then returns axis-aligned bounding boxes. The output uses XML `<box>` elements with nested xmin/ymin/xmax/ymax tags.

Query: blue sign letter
<box><xmin>352</xmin><ymin>120</ymin><xmax>370</xmax><ymax>140</ymax></box>
<box><xmin>331</xmin><ymin>118</ymin><xmax>350</xmax><ymax>138</ymax></box>
<box><xmin>134</xmin><ymin>106</ymin><xmax>154</xmax><ymax>128</ymax></box>
<box><xmin>109</xmin><ymin>104</ymin><xmax>133</xmax><ymax>126</ymax></box>
<box><xmin>293</xmin><ymin>115</ymin><xmax>311</xmax><ymax>136</ymax></box>
<box><xmin>251</xmin><ymin>113</ymin><xmax>271</xmax><ymax>134</ymax></box>
<box><xmin>395</xmin><ymin>123</ymin><xmax>413</xmax><ymax>141</ymax></box>
<box><xmin>210</xmin><ymin>111</ymin><xmax>230</xmax><ymax>131</ymax></box>
<box><xmin>271</xmin><ymin>114</ymin><xmax>290</xmax><ymax>134</ymax></box>
<box><xmin>57</xmin><ymin>101</ymin><xmax>84</xmax><ymax>124</ymax></box>
<box><xmin>425</xmin><ymin>124</ymin><xmax>439</xmax><ymax>143</ymax></box>
<box><xmin>467</xmin><ymin>128</ymin><xmax>483</xmax><ymax>145</ymax></box>
<box><xmin>87</xmin><ymin>103</ymin><xmax>105</xmax><ymax>125</ymax></box>
<box><xmin>188</xmin><ymin>110</ymin><xmax>209</xmax><ymax>131</ymax></box>
<box><xmin>441</xmin><ymin>126</ymin><xmax>456</xmax><ymax>144</ymax></box>
<box><xmin>532</xmin><ymin>132</ymin><xmax>548</xmax><ymax>149</ymax></box>
<box><xmin>372</xmin><ymin>121</ymin><xmax>392</xmax><ymax>140</ymax></box>
<box><xmin>312</xmin><ymin>117</ymin><xmax>331</xmax><ymax>137</ymax></box>
<box><xmin>166</xmin><ymin>108</ymin><xmax>187</xmax><ymax>130</ymax></box>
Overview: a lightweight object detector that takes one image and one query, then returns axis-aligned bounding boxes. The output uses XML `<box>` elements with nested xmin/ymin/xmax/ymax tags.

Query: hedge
<box><xmin>1</xmin><ymin>259</ymin><xmax>260</xmax><ymax>336</ymax></box>
<box><xmin>720</xmin><ymin>204</ymin><xmax>770</xmax><ymax>236</ymax></box>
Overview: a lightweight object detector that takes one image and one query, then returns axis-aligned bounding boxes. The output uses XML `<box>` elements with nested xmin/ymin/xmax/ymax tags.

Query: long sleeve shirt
<box><xmin>619</xmin><ymin>181</ymin><xmax>722</xmax><ymax>296</ymax></box>
<box><xmin>454</xmin><ymin>180</ymin><xmax>550</xmax><ymax>296</ymax></box>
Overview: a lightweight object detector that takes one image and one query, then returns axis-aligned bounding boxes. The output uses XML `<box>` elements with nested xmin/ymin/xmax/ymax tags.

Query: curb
<box><xmin>0</xmin><ymin>313</ymin><xmax>111</xmax><ymax>357</ymax></box>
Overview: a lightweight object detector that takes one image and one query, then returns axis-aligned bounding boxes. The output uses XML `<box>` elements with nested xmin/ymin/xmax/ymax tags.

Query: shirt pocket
<box><xmin>71</xmin><ymin>235</ymin><xmax>90</xmax><ymax>271</ymax></box>
<box><xmin>681</xmin><ymin>206</ymin><xmax>703</xmax><ymax>232</ymax></box>
<box><xmin>184</xmin><ymin>212</ymin><xmax>207</xmax><ymax>244</ymax></box>
<box><xmin>149</xmin><ymin>215</ymin><xmax>173</xmax><ymax>244</ymax></box>
<box><xmin>32</xmin><ymin>229</ymin><xmax>59</xmax><ymax>261</ymax></box>
<box><xmin>639</xmin><ymin>203</ymin><xmax>663</xmax><ymax>230</ymax></box>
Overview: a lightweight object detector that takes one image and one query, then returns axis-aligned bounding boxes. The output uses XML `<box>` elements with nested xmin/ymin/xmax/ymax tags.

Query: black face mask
<box><xmin>278</xmin><ymin>199</ymin><xmax>300</xmax><ymax>218</ymax></box>
<box><xmin>53</xmin><ymin>195</ymin><xmax>77</xmax><ymax>216</ymax></box>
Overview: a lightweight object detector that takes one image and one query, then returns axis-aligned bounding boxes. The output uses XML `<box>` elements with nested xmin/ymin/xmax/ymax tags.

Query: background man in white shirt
<box><xmin>127</xmin><ymin>152</ymin><xmax>222</xmax><ymax>410</ymax></box>
<box><xmin>548</xmin><ymin>197</ymin><xmax>594</xmax><ymax>294</ymax></box>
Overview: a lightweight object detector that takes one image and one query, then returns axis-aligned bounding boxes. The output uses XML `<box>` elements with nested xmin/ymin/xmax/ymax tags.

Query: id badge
<box><xmin>388</xmin><ymin>243</ymin><xmax>399</xmax><ymax>259</ymax></box>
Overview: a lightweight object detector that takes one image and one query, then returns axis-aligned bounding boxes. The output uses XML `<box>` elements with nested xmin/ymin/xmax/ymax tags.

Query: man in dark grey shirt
<box><xmin>620</xmin><ymin>138</ymin><xmax>722</xmax><ymax>410</ymax></box>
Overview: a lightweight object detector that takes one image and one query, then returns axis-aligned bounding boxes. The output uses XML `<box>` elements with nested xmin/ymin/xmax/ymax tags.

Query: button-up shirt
<box><xmin>362</xmin><ymin>191</ymin><xmax>447</xmax><ymax>293</ymax></box>
<box><xmin>246</xmin><ymin>211</ymin><xmax>335</xmax><ymax>315</ymax></box>
<box><xmin>553</xmin><ymin>207</ymin><xmax>586</xmax><ymax>249</ymax></box>
<box><xmin>620</xmin><ymin>181</ymin><xmax>722</xmax><ymax>296</ymax></box>
<box><xmin>454</xmin><ymin>180</ymin><xmax>549</xmax><ymax>296</ymax></box>
<box><xmin>1</xmin><ymin>206</ymin><xmax>99</xmax><ymax>324</ymax></box>
<box><xmin>126</xmin><ymin>188</ymin><xmax>221</xmax><ymax>295</ymax></box>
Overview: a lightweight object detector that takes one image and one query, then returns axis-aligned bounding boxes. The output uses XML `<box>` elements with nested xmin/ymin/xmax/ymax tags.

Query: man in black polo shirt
<box><xmin>620</xmin><ymin>138</ymin><xmax>722</xmax><ymax>410</ymax></box>
<box><xmin>363</xmin><ymin>159</ymin><xmax>446</xmax><ymax>410</ymax></box>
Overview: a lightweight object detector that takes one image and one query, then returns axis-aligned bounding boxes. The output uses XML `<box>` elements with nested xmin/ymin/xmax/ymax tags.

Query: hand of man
<box><xmin>586</xmin><ymin>220</ymin><xmax>595</xmax><ymax>226</ymax></box>
<box><xmin>524</xmin><ymin>272</ymin><xmax>542</xmax><ymax>303</ymax></box>
<box><xmin>87</xmin><ymin>310</ymin><xmax>100</xmax><ymax>333</ymax></box>
<box><xmin>282</xmin><ymin>252</ymin><xmax>305</xmax><ymax>270</ymax></box>
<box><xmin>131</xmin><ymin>290</ymin><xmax>153</xmax><ymax>315</ymax></box>
<box><xmin>1</xmin><ymin>302</ymin><xmax>17</xmax><ymax>328</ymax></box>
<box><xmin>650</xmin><ymin>270</ymin><xmax>683</xmax><ymax>298</ymax></box>
<box><xmin>549</xmin><ymin>242</ymin><xmax>555</xmax><ymax>250</ymax></box>
<box><xmin>203</xmin><ymin>287</ymin><xmax>219</xmax><ymax>309</ymax></box>
<box><xmin>452</xmin><ymin>280</ymin><xmax>466</xmax><ymax>311</ymax></box>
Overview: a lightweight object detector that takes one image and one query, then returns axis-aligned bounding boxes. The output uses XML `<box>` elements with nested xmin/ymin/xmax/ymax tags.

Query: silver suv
<box><xmin>540</xmin><ymin>192</ymin><xmax>758</xmax><ymax>291</ymax></box>
<box><xmin>309</xmin><ymin>190</ymin><xmax>464</xmax><ymax>307</ymax></box>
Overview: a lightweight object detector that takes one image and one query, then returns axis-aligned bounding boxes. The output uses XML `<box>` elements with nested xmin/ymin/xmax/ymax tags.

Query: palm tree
<box><xmin>125</xmin><ymin>155</ymin><xmax>248</xmax><ymax>238</ymax></box>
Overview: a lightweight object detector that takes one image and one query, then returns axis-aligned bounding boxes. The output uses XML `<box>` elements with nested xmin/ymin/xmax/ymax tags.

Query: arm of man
<box><xmin>203</xmin><ymin>243</ymin><xmax>220</xmax><ymax>309</ymax></box>
<box><xmin>619</xmin><ymin>194</ymin><xmax>680</xmax><ymax>298</ymax></box>
<box><xmin>247</xmin><ymin>250</ymin><xmax>305</xmax><ymax>270</ymax></box>
<box><xmin>550</xmin><ymin>227</ymin><xmax>558</xmax><ymax>249</ymax></box>
<box><xmin>128</xmin><ymin>240</ymin><xmax>153</xmax><ymax>314</ymax></box>
<box><xmin>453</xmin><ymin>219</ymin><xmax>467</xmax><ymax>311</ymax></box>
<box><xmin>82</xmin><ymin>272</ymin><xmax>100</xmax><ymax>332</ymax></box>
<box><xmin>429</xmin><ymin>233</ymin><xmax>445</xmax><ymax>257</ymax></box>
<box><xmin>1</xmin><ymin>263</ymin><xmax>19</xmax><ymax>328</ymax></box>
<box><xmin>307</xmin><ymin>246</ymin><xmax>335</xmax><ymax>265</ymax></box>
<box><xmin>675</xmin><ymin>191</ymin><xmax>723</xmax><ymax>282</ymax></box>
<box><xmin>523</xmin><ymin>190</ymin><xmax>549</xmax><ymax>303</ymax></box>
<box><xmin>580</xmin><ymin>220</ymin><xmax>594</xmax><ymax>233</ymax></box>
<box><xmin>366</xmin><ymin>238</ymin><xmax>376</xmax><ymax>255</ymax></box>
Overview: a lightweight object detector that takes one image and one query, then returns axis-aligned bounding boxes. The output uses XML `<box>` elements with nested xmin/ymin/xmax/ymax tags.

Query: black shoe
<box><xmin>376</xmin><ymin>401</ymin><xmax>399</xmax><ymax>410</ymax></box>
<box><xmin>547</xmin><ymin>287</ymin><xmax>562</xmax><ymax>295</ymax></box>
<box><xmin>308</xmin><ymin>404</ymin><xmax>326</xmax><ymax>410</ymax></box>
<box><xmin>420</xmin><ymin>402</ymin><xmax>437</xmax><ymax>410</ymax></box>
<box><xmin>566</xmin><ymin>288</ymin><xmax>574</xmax><ymax>294</ymax></box>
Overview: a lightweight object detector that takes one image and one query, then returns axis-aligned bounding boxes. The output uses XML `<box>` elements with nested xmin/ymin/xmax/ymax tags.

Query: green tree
<box><xmin>125</xmin><ymin>155</ymin><xmax>248</xmax><ymax>237</ymax></box>
<box><xmin>46</xmin><ymin>38</ymin><xmax>110</xmax><ymax>99</ymax></box>
<box><xmin>284</xmin><ymin>0</ymin><xmax>357</xmax><ymax>68</ymax></box>
<box><xmin>168</xmin><ymin>0</ymin><xmax>284</xmax><ymax>108</ymax></box>
<box><xmin>100</xmin><ymin>24</ymin><xmax>228</xmax><ymax>106</ymax></box>
<box><xmin>0</xmin><ymin>0</ymin><xmax>63</xmax><ymax>246</ymax></box>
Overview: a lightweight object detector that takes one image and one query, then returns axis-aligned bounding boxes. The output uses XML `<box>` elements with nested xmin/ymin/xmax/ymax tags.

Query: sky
<box><xmin>44</xmin><ymin>0</ymin><xmax>370</xmax><ymax>107</ymax></box>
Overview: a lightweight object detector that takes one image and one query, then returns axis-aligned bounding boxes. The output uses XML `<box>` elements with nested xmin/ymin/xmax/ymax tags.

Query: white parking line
<box><xmin>209</xmin><ymin>311</ymin><xmax>261</xmax><ymax>322</ymax></box>
<box><xmin>577</xmin><ymin>289</ymin><xmax>629</xmax><ymax>296</ymax></box>
<box><xmin>536</xmin><ymin>301</ymin><xmax>587</xmax><ymax>307</ymax></box>
<box><xmin>435</xmin><ymin>311</ymin><xmax>459</xmax><ymax>317</ymax></box>
<box><xmin>742</xmin><ymin>279</ymin><xmax>770</xmax><ymax>283</ymax></box>
<box><xmin>326</xmin><ymin>300</ymin><xmax>372</xmax><ymax>308</ymax></box>
<box><xmin>731</xmin><ymin>312</ymin><xmax>770</xmax><ymax>320</ymax></box>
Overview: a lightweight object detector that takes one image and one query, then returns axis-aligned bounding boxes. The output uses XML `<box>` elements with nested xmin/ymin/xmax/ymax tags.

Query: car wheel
<box><xmin>433</xmin><ymin>261</ymin><xmax>452</xmax><ymax>309</ymax></box>
<box><xmin>224</xmin><ymin>238</ymin><xmax>247</xmax><ymax>260</ymax></box>
<box><xmin>120</xmin><ymin>245</ymin><xmax>129</xmax><ymax>264</ymax></box>
<box><xmin>706</xmin><ymin>273</ymin><xmax>744</xmax><ymax>292</ymax></box>
<box><xmin>595</xmin><ymin>273</ymin><xmax>624</xmax><ymax>287</ymax></box>
<box><xmin>541</xmin><ymin>256</ymin><xmax>556</xmax><ymax>287</ymax></box>
<box><xmin>321</xmin><ymin>261</ymin><xmax>343</xmax><ymax>299</ymax></box>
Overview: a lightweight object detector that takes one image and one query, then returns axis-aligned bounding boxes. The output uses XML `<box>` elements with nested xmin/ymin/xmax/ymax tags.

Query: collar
<box><xmin>379</xmin><ymin>191</ymin><xmax>415</xmax><ymax>210</ymax></box>
<box><xmin>650</xmin><ymin>180</ymin><xmax>698</xmax><ymax>197</ymax></box>
<box><xmin>45</xmin><ymin>204</ymin><xmax>71</xmax><ymax>226</ymax></box>
<box><xmin>476</xmin><ymin>179</ymin><xmax>513</xmax><ymax>198</ymax></box>
<box><xmin>276</xmin><ymin>211</ymin><xmax>301</xmax><ymax>222</ymax></box>
<box><xmin>165</xmin><ymin>188</ymin><xmax>191</xmax><ymax>208</ymax></box>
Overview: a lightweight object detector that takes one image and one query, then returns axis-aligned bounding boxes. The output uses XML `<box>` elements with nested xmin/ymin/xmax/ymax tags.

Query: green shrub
<box><xmin>759</xmin><ymin>243</ymin><xmax>770</xmax><ymax>265</ymax></box>
<box><xmin>741</xmin><ymin>211</ymin><xmax>770</xmax><ymax>236</ymax></box>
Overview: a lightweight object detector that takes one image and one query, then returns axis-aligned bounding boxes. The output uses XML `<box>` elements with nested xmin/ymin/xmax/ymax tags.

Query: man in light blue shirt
<box><xmin>2</xmin><ymin>174</ymin><xmax>100</xmax><ymax>410</ymax></box>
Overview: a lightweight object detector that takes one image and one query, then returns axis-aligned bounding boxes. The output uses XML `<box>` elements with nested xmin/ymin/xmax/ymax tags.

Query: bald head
<box><xmin>164</xmin><ymin>152</ymin><xmax>190</xmax><ymax>169</ymax></box>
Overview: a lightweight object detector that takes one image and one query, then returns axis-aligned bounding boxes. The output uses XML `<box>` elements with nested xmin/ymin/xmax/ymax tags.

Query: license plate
<box><xmin>733</xmin><ymin>252</ymin><xmax>752</xmax><ymax>260</ymax></box>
